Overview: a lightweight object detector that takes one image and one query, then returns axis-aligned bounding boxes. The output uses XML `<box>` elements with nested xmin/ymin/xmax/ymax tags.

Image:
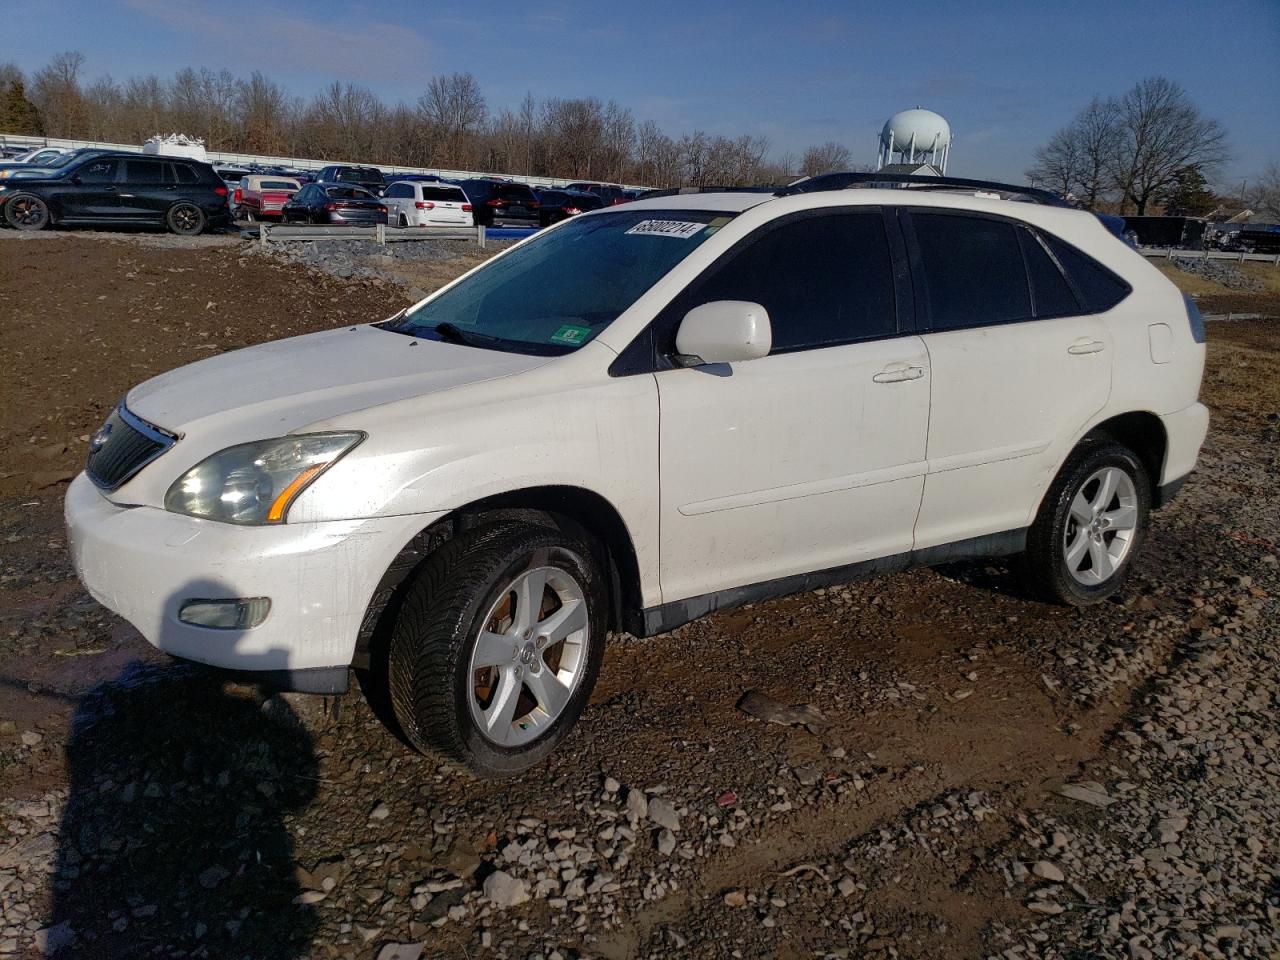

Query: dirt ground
<box><xmin>0</xmin><ymin>233</ymin><xmax>1277</xmax><ymax>960</ymax></box>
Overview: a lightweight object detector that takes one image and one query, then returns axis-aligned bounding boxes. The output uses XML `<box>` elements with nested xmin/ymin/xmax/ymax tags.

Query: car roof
<box><xmin>624</xmin><ymin>192</ymin><xmax>777</xmax><ymax>214</ymax></box>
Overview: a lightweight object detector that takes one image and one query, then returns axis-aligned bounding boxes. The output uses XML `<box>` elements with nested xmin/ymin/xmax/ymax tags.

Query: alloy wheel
<box><xmin>467</xmin><ymin>565</ymin><xmax>589</xmax><ymax>747</ymax></box>
<box><xmin>1062</xmin><ymin>466</ymin><xmax>1139</xmax><ymax>585</ymax></box>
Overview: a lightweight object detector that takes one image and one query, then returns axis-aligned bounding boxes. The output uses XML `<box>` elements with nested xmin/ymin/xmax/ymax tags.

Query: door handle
<box><xmin>1068</xmin><ymin>339</ymin><xmax>1106</xmax><ymax>355</ymax></box>
<box><xmin>873</xmin><ymin>364</ymin><xmax>925</xmax><ymax>384</ymax></box>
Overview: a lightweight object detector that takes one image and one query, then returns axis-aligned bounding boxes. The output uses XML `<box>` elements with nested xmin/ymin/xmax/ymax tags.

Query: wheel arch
<box><xmin>353</xmin><ymin>484</ymin><xmax>644</xmax><ymax>671</ymax></box>
<box><xmin>1084</xmin><ymin>411</ymin><xmax>1168</xmax><ymax>505</ymax></box>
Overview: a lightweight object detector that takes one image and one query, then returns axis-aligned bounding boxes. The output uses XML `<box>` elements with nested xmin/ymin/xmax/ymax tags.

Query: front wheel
<box><xmin>5</xmin><ymin>193</ymin><xmax>50</xmax><ymax>231</ymax></box>
<box><xmin>1020</xmin><ymin>440</ymin><xmax>1150</xmax><ymax>605</ymax></box>
<box><xmin>388</xmin><ymin>523</ymin><xmax>606</xmax><ymax>778</ymax></box>
<box><xmin>167</xmin><ymin>202</ymin><xmax>206</xmax><ymax>236</ymax></box>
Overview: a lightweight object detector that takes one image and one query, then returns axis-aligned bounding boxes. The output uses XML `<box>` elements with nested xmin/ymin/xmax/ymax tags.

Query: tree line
<box><xmin>1026</xmin><ymin>76</ymin><xmax>1238</xmax><ymax>216</ymax></box>
<box><xmin>0</xmin><ymin>52</ymin><xmax>862</xmax><ymax>187</ymax></box>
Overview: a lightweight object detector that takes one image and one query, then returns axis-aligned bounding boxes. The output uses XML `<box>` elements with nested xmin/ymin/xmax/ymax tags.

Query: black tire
<box><xmin>167</xmin><ymin>202</ymin><xmax>206</xmax><ymax>236</ymax></box>
<box><xmin>388</xmin><ymin>522</ymin><xmax>607</xmax><ymax>778</ymax></box>
<box><xmin>5</xmin><ymin>193</ymin><xmax>50</xmax><ymax>231</ymax></box>
<box><xmin>1020</xmin><ymin>439</ymin><xmax>1150</xmax><ymax>605</ymax></box>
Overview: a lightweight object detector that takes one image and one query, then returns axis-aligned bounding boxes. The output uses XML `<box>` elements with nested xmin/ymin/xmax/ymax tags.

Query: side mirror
<box><xmin>674</xmin><ymin>300</ymin><xmax>771</xmax><ymax>366</ymax></box>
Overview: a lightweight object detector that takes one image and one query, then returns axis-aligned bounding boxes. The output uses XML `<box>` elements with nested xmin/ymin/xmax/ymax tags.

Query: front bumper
<box><xmin>65</xmin><ymin>473</ymin><xmax>434</xmax><ymax>683</ymax></box>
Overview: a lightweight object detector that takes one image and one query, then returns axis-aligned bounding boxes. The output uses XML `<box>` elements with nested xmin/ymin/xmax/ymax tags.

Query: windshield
<box><xmin>386</xmin><ymin>209</ymin><xmax>732</xmax><ymax>355</ymax></box>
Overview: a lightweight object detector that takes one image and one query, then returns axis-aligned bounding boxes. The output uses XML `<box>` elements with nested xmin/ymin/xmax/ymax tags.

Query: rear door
<box><xmin>654</xmin><ymin>208</ymin><xmax>931</xmax><ymax>603</ymax></box>
<box><xmin>904</xmin><ymin>209</ymin><xmax>1113</xmax><ymax>548</ymax></box>
<box><xmin>118</xmin><ymin>158</ymin><xmax>173</xmax><ymax>222</ymax></box>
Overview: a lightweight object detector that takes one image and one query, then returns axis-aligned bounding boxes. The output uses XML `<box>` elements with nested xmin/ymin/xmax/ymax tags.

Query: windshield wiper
<box><xmin>433</xmin><ymin>322</ymin><xmax>485</xmax><ymax>347</ymax></box>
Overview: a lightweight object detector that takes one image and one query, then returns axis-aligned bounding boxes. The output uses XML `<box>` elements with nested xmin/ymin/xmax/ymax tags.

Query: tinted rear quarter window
<box><xmin>1043</xmin><ymin>233</ymin><xmax>1131</xmax><ymax>313</ymax></box>
<box><xmin>679</xmin><ymin>211</ymin><xmax>897</xmax><ymax>353</ymax></box>
<box><xmin>912</xmin><ymin>212</ymin><xmax>1031</xmax><ymax>331</ymax></box>
<box><xmin>1019</xmin><ymin>230</ymin><xmax>1080</xmax><ymax>318</ymax></box>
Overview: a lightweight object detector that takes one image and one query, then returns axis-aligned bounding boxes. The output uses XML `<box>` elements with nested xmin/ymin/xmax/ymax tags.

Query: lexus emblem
<box><xmin>89</xmin><ymin>422</ymin><xmax>112</xmax><ymax>455</ymax></box>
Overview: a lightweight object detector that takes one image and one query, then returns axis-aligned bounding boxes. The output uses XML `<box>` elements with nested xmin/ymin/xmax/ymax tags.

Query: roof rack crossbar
<box><xmin>775</xmin><ymin>171</ymin><xmax>1072</xmax><ymax>207</ymax></box>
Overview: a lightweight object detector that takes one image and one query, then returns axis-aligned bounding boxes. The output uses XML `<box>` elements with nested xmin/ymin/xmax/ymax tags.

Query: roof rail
<box><xmin>775</xmin><ymin>171</ymin><xmax>1073</xmax><ymax>208</ymax></box>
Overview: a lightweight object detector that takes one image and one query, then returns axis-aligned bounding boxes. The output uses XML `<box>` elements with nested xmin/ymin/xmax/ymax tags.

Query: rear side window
<box><xmin>682</xmin><ymin>211</ymin><xmax>897</xmax><ymax>353</ymax></box>
<box><xmin>913</xmin><ymin>213</ymin><xmax>1031</xmax><ymax>330</ymax></box>
<box><xmin>172</xmin><ymin>164</ymin><xmax>199</xmax><ymax>184</ymax></box>
<box><xmin>124</xmin><ymin>160</ymin><xmax>167</xmax><ymax>183</ymax></box>
<box><xmin>1019</xmin><ymin>230</ymin><xmax>1080</xmax><ymax>318</ymax></box>
<box><xmin>385</xmin><ymin>183</ymin><xmax>411</xmax><ymax>198</ymax></box>
<box><xmin>1042</xmin><ymin>233</ymin><xmax>1131</xmax><ymax>313</ymax></box>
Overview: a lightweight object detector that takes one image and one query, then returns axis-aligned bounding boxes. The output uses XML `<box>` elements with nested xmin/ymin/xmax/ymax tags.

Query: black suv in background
<box><xmin>0</xmin><ymin>150</ymin><xmax>231</xmax><ymax>235</ymax></box>
<box><xmin>314</xmin><ymin>165</ymin><xmax>386</xmax><ymax>195</ymax></box>
<box><xmin>456</xmin><ymin>179</ymin><xmax>541</xmax><ymax>227</ymax></box>
<box><xmin>565</xmin><ymin>181</ymin><xmax>631</xmax><ymax>205</ymax></box>
<box><xmin>534</xmin><ymin>188</ymin><xmax>604</xmax><ymax>227</ymax></box>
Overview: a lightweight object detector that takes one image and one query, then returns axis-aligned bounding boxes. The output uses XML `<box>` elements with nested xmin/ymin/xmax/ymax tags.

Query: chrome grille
<box><xmin>85</xmin><ymin>406</ymin><xmax>176</xmax><ymax>490</ymax></box>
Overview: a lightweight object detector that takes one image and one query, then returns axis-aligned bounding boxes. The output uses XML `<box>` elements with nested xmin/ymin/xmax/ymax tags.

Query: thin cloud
<box><xmin>123</xmin><ymin>0</ymin><xmax>431</xmax><ymax>85</ymax></box>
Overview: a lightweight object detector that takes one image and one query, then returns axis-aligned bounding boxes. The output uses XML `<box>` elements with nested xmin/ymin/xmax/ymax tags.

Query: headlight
<box><xmin>164</xmin><ymin>432</ymin><xmax>363</xmax><ymax>524</ymax></box>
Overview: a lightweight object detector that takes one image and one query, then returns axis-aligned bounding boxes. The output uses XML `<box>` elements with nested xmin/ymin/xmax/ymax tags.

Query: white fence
<box><xmin>1140</xmin><ymin>247</ymin><xmax>1280</xmax><ymax>266</ymax></box>
<box><xmin>0</xmin><ymin>132</ymin><xmax>648</xmax><ymax>191</ymax></box>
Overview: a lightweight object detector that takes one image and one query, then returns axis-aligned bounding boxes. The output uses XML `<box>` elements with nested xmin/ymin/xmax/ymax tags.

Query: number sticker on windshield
<box><xmin>624</xmin><ymin>220</ymin><xmax>707</xmax><ymax>239</ymax></box>
<box><xmin>550</xmin><ymin>324</ymin><xmax>591</xmax><ymax>345</ymax></box>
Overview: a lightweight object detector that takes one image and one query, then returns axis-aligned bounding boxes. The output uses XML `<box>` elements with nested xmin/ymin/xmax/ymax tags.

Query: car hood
<box><xmin>126</xmin><ymin>324</ymin><xmax>548</xmax><ymax>438</ymax></box>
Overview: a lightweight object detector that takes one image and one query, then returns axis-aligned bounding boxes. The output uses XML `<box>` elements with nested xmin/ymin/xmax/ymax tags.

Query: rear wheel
<box><xmin>388</xmin><ymin>523</ymin><xmax>606</xmax><ymax>778</ymax></box>
<box><xmin>1020</xmin><ymin>440</ymin><xmax>1149</xmax><ymax>605</ymax></box>
<box><xmin>167</xmin><ymin>202</ymin><xmax>205</xmax><ymax>236</ymax></box>
<box><xmin>5</xmin><ymin>194</ymin><xmax>50</xmax><ymax>231</ymax></box>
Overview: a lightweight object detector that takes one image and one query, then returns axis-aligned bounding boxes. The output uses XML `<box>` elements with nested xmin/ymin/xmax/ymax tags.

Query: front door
<box><xmin>56</xmin><ymin>157</ymin><xmax>119</xmax><ymax>220</ymax></box>
<box><xmin>654</xmin><ymin>209</ymin><xmax>931</xmax><ymax>604</ymax></box>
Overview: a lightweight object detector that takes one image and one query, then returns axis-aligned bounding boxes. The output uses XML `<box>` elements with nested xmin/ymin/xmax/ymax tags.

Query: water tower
<box><xmin>876</xmin><ymin>107</ymin><xmax>951</xmax><ymax>174</ymax></box>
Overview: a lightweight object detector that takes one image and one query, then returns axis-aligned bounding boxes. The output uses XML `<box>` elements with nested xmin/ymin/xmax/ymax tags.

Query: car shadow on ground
<box><xmin>48</xmin><ymin>580</ymin><xmax>321</xmax><ymax>959</ymax></box>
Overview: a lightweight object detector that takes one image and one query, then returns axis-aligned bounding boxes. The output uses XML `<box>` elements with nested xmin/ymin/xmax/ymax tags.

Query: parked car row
<box><xmin>0</xmin><ymin>143</ymin><xmax>642</xmax><ymax>235</ymax></box>
<box><xmin>0</xmin><ymin>147</ymin><xmax>231</xmax><ymax>234</ymax></box>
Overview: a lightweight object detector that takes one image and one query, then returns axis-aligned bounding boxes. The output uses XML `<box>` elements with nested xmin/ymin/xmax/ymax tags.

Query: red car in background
<box><xmin>235</xmin><ymin>175</ymin><xmax>302</xmax><ymax>221</ymax></box>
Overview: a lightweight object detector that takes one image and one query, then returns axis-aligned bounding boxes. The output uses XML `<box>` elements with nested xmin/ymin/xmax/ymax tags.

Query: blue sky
<box><xmin>6</xmin><ymin>0</ymin><xmax>1279</xmax><ymax>187</ymax></box>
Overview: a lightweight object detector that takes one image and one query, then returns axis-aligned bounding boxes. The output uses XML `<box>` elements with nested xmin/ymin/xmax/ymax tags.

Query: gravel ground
<box><xmin>0</xmin><ymin>231</ymin><xmax>1277</xmax><ymax>960</ymax></box>
<box><xmin>1168</xmin><ymin>257</ymin><xmax>1265</xmax><ymax>291</ymax></box>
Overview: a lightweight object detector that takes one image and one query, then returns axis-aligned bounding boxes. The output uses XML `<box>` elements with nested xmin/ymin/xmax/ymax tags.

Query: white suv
<box><xmin>66</xmin><ymin>175</ymin><xmax>1208</xmax><ymax>777</ymax></box>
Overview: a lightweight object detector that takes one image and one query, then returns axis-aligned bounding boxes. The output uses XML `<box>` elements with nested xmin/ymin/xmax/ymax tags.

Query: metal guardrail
<box><xmin>257</xmin><ymin>223</ymin><xmax>489</xmax><ymax>247</ymax></box>
<box><xmin>1140</xmin><ymin>247</ymin><xmax>1280</xmax><ymax>265</ymax></box>
<box><xmin>0</xmin><ymin>132</ymin><xmax>649</xmax><ymax>191</ymax></box>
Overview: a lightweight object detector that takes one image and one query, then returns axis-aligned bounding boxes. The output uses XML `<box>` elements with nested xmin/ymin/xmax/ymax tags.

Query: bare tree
<box><xmin>418</xmin><ymin>72</ymin><xmax>486</xmax><ymax>168</ymax></box>
<box><xmin>236</xmin><ymin>71</ymin><xmax>291</xmax><ymax>155</ymax></box>
<box><xmin>1029</xmin><ymin>97</ymin><xmax>1121</xmax><ymax>209</ymax></box>
<box><xmin>800</xmin><ymin>141</ymin><xmax>852</xmax><ymax>177</ymax></box>
<box><xmin>1248</xmin><ymin>162</ymin><xmax>1280</xmax><ymax>220</ymax></box>
<box><xmin>30</xmin><ymin>50</ymin><xmax>87</xmax><ymax>136</ymax></box>
<box><xmin>1108</xmin><ymin>77</ymin><xmax>1228</xmax><ymax>215</ymax></box>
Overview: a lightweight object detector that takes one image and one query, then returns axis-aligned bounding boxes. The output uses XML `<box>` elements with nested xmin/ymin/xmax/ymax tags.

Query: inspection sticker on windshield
<box><xmin>550</xmin><ymin>324</ymin><xmax>591</xmax><ymax>345</ymax></box>
<box><xmin>625</xmin><ymin>219</ymin><xmax>706</xmax><ymax>239</ymax></box>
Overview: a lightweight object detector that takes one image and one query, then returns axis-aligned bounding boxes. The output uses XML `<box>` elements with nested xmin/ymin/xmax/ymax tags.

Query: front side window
<box><xmin>388</xmin><ymin>209</ymin><xmax>730</xmax><ymax>355</ymax></box>
<box><xmin>913</xmin><ymin>212</ymin><xmax>1032</xmax><ymax>331</ymax></box>
<box><xmin>675</xmin><ymin>211</ymin><xmax>897</xmax><ymax>353</ymax></box>
<box><xmin>76</xmin><ymin>158</ymin><xmax>118</xmax><ymax>183</ymax></box>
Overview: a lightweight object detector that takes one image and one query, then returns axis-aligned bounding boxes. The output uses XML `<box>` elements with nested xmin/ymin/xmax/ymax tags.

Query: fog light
<box><xmin>179</xmin><ymin>598</ymin><xmax>271</xmax><ymax>630</ymax></box>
